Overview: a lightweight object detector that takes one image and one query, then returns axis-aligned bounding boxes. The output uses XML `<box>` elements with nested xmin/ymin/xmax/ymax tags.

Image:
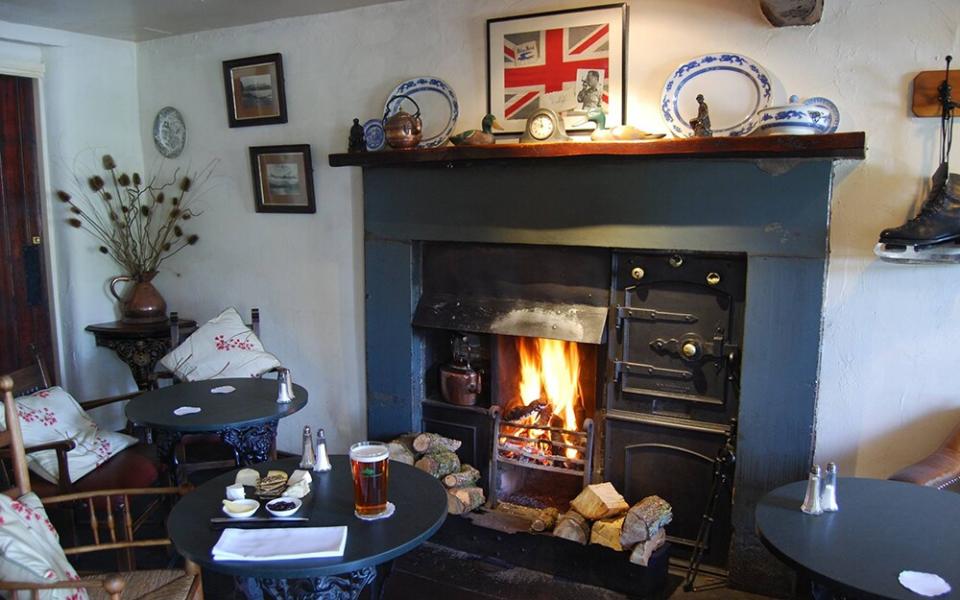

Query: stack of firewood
<box><xmin>552</xmin><ymin>483</ymin><xmax>672</xmax><ymax>566</ymax></box>
<box><xmin>389</xmin><ymin>432</ymin><xmax>486</xmax><ymax>515</ymax></box>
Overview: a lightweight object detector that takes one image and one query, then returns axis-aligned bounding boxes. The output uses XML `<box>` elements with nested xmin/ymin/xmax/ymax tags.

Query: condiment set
<box><xmin>801</xmin><ymin>461</ymin><xmax>839</xmax><ymax>515</ymax></box>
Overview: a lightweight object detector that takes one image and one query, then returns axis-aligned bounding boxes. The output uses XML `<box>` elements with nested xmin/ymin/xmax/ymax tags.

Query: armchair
<box><xmin>889</xmin><ymin>423</ymin><xmax>960</xmax><ymax>492</ymax></box>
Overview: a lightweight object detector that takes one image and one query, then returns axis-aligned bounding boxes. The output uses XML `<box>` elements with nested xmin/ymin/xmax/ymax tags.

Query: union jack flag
<box><xmin>502</xmin><ymin>23</ymin><xmax>610</xmax><ymax>120</ymax></box>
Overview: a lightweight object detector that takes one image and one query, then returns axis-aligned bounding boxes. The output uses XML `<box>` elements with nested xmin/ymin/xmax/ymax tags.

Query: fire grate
<box><xmin>488</xmin><ymin>405</ymin><xmax>595</xmax><ymax>507</ymax></box>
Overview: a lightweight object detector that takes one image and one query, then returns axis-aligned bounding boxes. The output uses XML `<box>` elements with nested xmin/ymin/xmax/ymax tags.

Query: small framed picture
<box><xmin>487</xmin><ymin>4</ymin><xmax>627</xmax><ymax>135</ymax></box>
<box><xmin>249</xmin><ymin>145</ymin><xmax>315</xmax><ymax>213</ymax></box>
<box><xmin>222</xmin><ymin>53</ymin><xmax>287</xmax><ymax>127</ymax></box>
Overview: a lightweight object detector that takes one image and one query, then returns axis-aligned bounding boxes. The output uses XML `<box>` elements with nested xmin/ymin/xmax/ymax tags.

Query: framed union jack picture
<box><xmin>487</xmin><ymin>4</ymin><xmax>627</xmax><ymax>135</ymax></box>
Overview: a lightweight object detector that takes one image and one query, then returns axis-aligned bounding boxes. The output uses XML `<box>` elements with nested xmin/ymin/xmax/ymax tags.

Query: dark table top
<box><xmin>125</xmin><ymin>378</ymin><xmax>307</xmax><ymax>432</ymax></box>
<box><xmin>86</xmin><ymin>318</ymin><xmax>197</xmax><ymax>337</ymax></box>
<box><xmin>167</xmin><ymin>456</ymin><xmax>448</xmax><ymax>578</ymax></box>
<box><xmin>756</xmin><ymin>477</ymin><xmax>960</xmax><ymax>600</ymax></box>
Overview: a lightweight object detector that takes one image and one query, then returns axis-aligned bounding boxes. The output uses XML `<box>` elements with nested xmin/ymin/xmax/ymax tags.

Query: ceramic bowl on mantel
<box><xmin>755</xmin><ymin>95</ymin><xmax>840</xmax><ymax>135</ymax></box>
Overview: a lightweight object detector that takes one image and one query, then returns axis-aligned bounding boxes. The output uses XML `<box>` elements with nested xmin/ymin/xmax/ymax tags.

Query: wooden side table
<box><xmin>86</xmin><ymin>318</ymin><xmax>197</xmax><ymax>390</ymax></box>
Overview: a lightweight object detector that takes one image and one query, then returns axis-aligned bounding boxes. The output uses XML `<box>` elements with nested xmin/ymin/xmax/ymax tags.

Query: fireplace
<box><xmin>336</xmin><ymin>138</ymin><xmax>863</xmax><ymax>595</ymax></box>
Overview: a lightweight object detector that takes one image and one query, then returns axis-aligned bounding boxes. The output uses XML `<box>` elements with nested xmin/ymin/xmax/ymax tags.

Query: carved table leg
<box><xmin>221</xmin><ymin>420</ymin><xmax>279</xmax><ymax>466</ymax></box>
<box><xmin>234</xmin><ymin>567</ymin><xmax>377</xmax><ymax>600</ymax></box>
<box><xmin>94</xmin><ymin>337</ymin><xmax>170</xmax><ymax>390</ymax></box>
<box><xmin>153</xmin><ymin>429</ymin><xmax>183</xmax><ymax>485</ymax></box>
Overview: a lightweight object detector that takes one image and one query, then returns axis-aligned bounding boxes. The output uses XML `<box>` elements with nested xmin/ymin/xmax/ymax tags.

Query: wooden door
<box><xmin>0</xmin><ymin>75</ymin><xmax>54</xmax><ymax>376</ymax></box>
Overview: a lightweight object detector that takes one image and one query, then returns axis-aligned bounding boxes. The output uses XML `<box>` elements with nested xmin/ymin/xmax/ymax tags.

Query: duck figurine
<box><xmin>449</xmin><ymin>114</ymin><xmax>503</xmax><ymax>146</ymax></box>
<box><xmin>581</xmin><ymin>109</ymin><xmax>666</xmax><ymax>141</ymax></box>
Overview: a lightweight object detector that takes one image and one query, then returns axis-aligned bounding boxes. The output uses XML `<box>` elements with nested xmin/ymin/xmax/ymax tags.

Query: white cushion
<box><xmin>0</xmin><ymin>387</ymin><xmax>138</xmax><ymax>484</ymax></box>
<box><xmin>159</xmin><ymin>307</ymin><xmax>281</xmax><ymax>381</ymax></box>
<box><xmin>0</xmin><ymin>491</ymin><xmax>88</xmax><ymax>599</ymax></box>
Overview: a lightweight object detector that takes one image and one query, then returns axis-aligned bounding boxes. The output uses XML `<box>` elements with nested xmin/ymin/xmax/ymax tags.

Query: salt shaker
<box><xmin>299</xmin><ymin>425</ymin><xmax>316</xmax><ymax>469</ymax></box>
<box><xmin>276</xmin><ymin>369</ymin><xmax>293</xmax><ymax>403</ymax></box>
<box><xmin>313</xmin><ymin>428</ymin><xmax>332</xmax><ymax>472</ymax></box>
<box><xmin>801</xmin><ymin>464</ymin><xmax>823</xmax><ymax>515</ymax></box>
<box><xmin>821</xmin><ymin>462</ymin><xmax>839</xmax><ymax>512</ymax></box>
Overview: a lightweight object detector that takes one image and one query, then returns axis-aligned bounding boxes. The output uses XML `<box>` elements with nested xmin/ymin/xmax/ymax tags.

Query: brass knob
<box><xmin>669</xmin><ymin>254</ymin><xmax>684</xmax><ymax>268</ymax></box>
<box><xmin>681</xmin><ymin>341</ymin><xmax>699</xmax><ymax>358</ymax></box>
<box><xmin>706</xmin><ymin>272</ymin><xmax>721</xmax><ymax>286</ymax></box>
<box><xmin>631</xmin><ymin>267</ymin><xmax>645</xmax><ymax>281</ymax></box>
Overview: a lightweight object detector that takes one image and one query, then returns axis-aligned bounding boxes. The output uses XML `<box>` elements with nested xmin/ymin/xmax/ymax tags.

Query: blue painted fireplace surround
<box><xmin>359</xmin><ymin>156</ymin><xmax>838</xmax><ymax>592</ymax></box>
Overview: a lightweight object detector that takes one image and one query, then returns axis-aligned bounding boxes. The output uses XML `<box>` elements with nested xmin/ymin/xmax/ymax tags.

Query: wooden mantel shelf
<box><xmin>329</xmin><ymin>132</ymin><xmax>865</xmax><ymax>168</ymax></box>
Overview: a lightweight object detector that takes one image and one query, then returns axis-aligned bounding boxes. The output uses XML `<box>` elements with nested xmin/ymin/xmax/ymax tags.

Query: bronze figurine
<box><xmin>348</xmin><ymin>118</ymin><xmax>366</xmax><ymax>153</ymax></box>
<box><xmin>691</xmin><ymin>94</ymin><xmax>713</xmax><ymax>137</ymax></box>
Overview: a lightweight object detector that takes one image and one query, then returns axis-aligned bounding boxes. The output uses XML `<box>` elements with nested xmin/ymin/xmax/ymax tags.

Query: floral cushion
<box><xmin>0</xmin><ymin>388</ymin><xmax>138</xmax><ymax>485</ymax></box>
<box><xmin>0</xmin><ymin>491</ymin><xmax>87</xmax><ymax>599</ymax></box>
<box><xmin>159</xmin><ymin>307</ymin><xmax>281</xmax><ymax>381</ymax></box>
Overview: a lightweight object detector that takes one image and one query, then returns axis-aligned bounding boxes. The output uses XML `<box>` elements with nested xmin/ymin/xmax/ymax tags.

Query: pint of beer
<box><xmin>349</xmin><ymin>442</ymin><xmax>390</xmax><ymax>517</ymax></box>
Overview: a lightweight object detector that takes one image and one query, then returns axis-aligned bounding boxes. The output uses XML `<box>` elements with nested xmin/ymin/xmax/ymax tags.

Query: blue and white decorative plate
<box><xmin>802</xmin><ymin>97</ymin><xmax>840</xmax><ymax>134</ymax></box>
<box><xmin>383</xmin><ymin>76</ymin><xmax>459</xmax><ymax>148</ymax></box>
<box><xmin>661</xmin><ymin>53</ymin><xmax>773</xmax><ymax>138</ymax></box>
<box><xmin>363</xmin><ymin>118</ymin><xmax>385</xmax><ymax>152</ymax></box>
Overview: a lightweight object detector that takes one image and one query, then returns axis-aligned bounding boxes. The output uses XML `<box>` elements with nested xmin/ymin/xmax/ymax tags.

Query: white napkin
<box><xmin>899</xmin><ymin>571</ymin><xmax>952</xmax><ymax>597</ymax></box>
<box><xmin>210</xmin><ymin>385</ymin><xmax>236</xmax><ymax>394</ymax></box>
<box><xmin>212</xmin><ymin>527</ymin><xmax>347</xmax><ymax>561</ymax></box>
<box><xmin>173</xmin><ymin>406</ymin><xmax>202</xmax><ymax>416</ymax></box>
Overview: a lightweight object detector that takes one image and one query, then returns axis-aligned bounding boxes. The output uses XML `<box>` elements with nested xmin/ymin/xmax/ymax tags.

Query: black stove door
<box><xmin>608</xmin><ymin>251</ymin><xmax>746</xmax><ymax>424</ymax></box>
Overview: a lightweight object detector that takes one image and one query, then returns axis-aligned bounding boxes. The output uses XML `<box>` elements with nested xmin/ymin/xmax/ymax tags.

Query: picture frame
<box><xmin>249</xmin><ymin>145</ymin><xmax>315</xmax><ymax>214</ymax></box>
<box><xmin>486</xmin><ymin>4</ymin><xmax>627</xmax><ymax>135</ymax></box>
<box><xmin>222</xmin><ymin>53</ymin><xmax>287</xmax><ymax>128</ymax></box>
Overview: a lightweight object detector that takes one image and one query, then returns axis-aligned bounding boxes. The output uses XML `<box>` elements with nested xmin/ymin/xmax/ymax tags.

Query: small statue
<box><xmin>690</xmin><ymin>94</ymin><xmax>713</xmax><ymax>137</ymax></box>
<box><xmin>348</xmin><ymin>118</ymin><xmax>366</xmax><ymax>153</ymax></box>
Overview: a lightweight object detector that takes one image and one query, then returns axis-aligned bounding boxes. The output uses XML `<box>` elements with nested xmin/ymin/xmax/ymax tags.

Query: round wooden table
<box><xmin>168</xmin><ymin>456</ymin><xmax>448</xmax><ymax>599</ymax></box>
<box><xmin>125</xmin><ymin>378</ymin><xmax>307</xmax><ymax>468</ymax></box>
<box><xmin>756</xmin><ymin>477</ymin><xmax>960</xmax><ymax>599</ymax></box>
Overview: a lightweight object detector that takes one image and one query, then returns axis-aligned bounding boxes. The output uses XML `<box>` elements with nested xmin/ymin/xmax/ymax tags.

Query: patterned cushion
<box><xmin>0</xmin><ymin>492</ymin><xmax>87</xmax><ymax>600</ymax></box>
<box><xmin>159</xmin><ymin>307</ymin><xmax>281</xmax><ymax>381</ymax></box>
<box><xmin>0</xmin><ymin>387</ymin><xmax>138</xmax><ymax>485</ymax></box>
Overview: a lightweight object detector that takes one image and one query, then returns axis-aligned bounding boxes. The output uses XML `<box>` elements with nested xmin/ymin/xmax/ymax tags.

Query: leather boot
<box><xmin>880</xmin><ymin>162</ymin><xmax>960</xmax><ymax>246</ymax></box>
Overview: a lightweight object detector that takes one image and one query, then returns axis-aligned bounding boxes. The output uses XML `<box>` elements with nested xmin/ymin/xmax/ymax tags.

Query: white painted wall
<box><xmin>0</xmin><ymin>21</ymin><xmax>144</xmax><ymax>428</ymax></box>
<box><xmin>12</xmin><ymin>0</ymin><xmax>958</xmax><ymax>472</ymax></box>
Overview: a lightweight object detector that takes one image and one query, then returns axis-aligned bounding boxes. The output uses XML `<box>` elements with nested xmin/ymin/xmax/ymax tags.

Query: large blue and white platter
<box><xmin>384</xmin><ymin>76</ymin><xmax>459</xmax><ymax>148</ymax></box>
<box><xmin>661</xmin><ymin>53</ymin><xmax>772</xmax><ymax>138</ymax></box>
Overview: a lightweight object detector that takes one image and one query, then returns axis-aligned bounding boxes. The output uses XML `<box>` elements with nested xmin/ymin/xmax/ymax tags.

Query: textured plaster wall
<box><xmin>0</xmin><ymin>21</ymin><xmax>144</xmax><ymax>428</ymax></box>
<box><xmin>11</xmin><ymin>0</ymin><xmax>951</xmax><ymax>469</ymax></box>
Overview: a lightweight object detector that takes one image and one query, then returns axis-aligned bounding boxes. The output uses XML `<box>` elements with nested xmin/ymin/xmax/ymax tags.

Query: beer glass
<box><xmin>349</xmin><ymin>441</ymin><xmax>390</xmax><ymax>517</ymax></box>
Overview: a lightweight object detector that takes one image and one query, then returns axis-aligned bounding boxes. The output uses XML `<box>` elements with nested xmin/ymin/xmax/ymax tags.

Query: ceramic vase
<box><xmin>109</xmin><ymin>271</ymin><xmax>167</xmax><ymax>323</ymax></box>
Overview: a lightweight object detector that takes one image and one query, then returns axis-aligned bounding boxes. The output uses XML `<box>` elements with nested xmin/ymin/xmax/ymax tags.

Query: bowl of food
<box><xmin>265</xmin><ymin>497</ymin><xmax>302</xmax><ymax>518</ymax></box>
<box><xmin>222</xmin><ymin>499</ymin><xmax>259</xmax><ymax>519</ymax></box>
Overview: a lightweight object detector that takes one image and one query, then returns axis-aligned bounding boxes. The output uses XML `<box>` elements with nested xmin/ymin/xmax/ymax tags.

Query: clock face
<box><xmin>529</xmin><ymin>113</ymin><xmax>555</xmax><ymax>140</ymax></box>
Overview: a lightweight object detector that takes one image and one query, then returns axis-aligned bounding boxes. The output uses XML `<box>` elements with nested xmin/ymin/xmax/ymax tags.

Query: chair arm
<box><xmin>0</xmin><ymin>440</ymin><xmax>75</xmax><ymax>493</ymax></box>
<box><xmin>889</xmin><ymin>448</ymin><xmax>960</xmax><ymax>490</ymax></box>
<box><xmin>80</xmin><ymin>391</ymin><xmax>142</xmax><ymax>410</ymax></box>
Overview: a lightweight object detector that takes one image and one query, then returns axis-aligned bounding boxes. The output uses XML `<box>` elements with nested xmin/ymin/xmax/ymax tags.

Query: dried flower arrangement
<box><xmin>57</xmin><ymin>154</ymin><xmax>214</xmax><ymax>276</ymax></box>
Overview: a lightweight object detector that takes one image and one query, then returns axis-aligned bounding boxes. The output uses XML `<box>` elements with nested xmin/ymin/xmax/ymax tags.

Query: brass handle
<box><xmin>108</xmin><ymin>275</ymin><xmax>132</xmax><ymax>303</ymax></box>
<box><xmin>631</xmin><ymin>267</ymin><xmax>645</xmax><ymax>281</ymax></box>
<box><xmin>681</xmin><ymin>341</ymin><xmax>699</xmax><ymax>359</ymax></box>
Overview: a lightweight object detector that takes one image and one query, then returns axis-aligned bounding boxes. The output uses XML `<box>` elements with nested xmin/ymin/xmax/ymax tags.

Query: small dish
<box><xmin>755</xmin><ymin>95</ymin><xmax>839</xmax><ymax>135</ymax></box>
<box><xmin>152</xmin><ymin>106</ymin><xmax>186</xmax><ymax>158</ymax></box>
<box><xmin>265</xmin><ymin>497</ymin><xmax>302</xmax><ymax>518</ymax></box>
<box><xmin>363</xmin><ymin>119</ymin><xmax>386</xmax><ymax>152</ymax></box>
<box><xmin>221</xmin><ymin>499</ymin><xmax>259</xmax><ymax>519</ymax></box>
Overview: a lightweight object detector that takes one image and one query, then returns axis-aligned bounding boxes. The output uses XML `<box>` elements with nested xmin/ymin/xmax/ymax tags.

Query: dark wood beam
<box><xmin>759</xmin><ymin>0</ymin><xmax>823</xmax><ymax>26</ymax></box>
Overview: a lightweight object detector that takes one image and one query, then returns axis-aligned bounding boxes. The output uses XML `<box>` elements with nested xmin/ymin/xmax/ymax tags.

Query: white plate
<box><xmin>265</xmin><ymin>497</ymin><xmax>302</xmax><ymax>518</ymax></box>
<box><xmin>803</xmin><ymin>96</ymin><xmax>840</xmax><ymax>134</ymax></box>
<box><xmin>661</xmin><ymin>53</ymin><xmax>772</xmax><ymax>138</ymax></box>
<box><xmin>222</xmin><ymin>499</ymin><xmax>259</xmax><ymax>519</ymax></box>
<box><xmin>153</xmin><ymin>106</ymin><xmax>186</xmax><ymax>158</ymax></box>
<box><xmin>384</xmin><ymin>77</ymin><xmax>459</xmax><ymax>148</ymax></box>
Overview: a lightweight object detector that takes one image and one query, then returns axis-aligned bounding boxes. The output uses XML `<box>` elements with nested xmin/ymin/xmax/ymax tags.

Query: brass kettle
<box><xmin>383</xmin><ymin>94</ymin><xmax>423</xmax><ymax>149</ymax></box>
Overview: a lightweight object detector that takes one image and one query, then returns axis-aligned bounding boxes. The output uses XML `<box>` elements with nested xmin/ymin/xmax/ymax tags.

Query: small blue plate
<box><xmin>363</xmin><ymin>119</ymin><xmax>385</xmax><ymax>152</ymax></box>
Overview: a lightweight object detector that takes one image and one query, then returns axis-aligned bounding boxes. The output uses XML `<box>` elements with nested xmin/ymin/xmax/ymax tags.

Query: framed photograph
<box><xmin>487</xmin><ymin>4</ymin><xmax>627</xmax><ymax>135</ymax></box>
<box><xmin>222</xmin><ymin>53</ymin><xmax>287</xmax><ymax>127</ymax></box>
<box><xmin>249</xmin><ymin>145</ymin><xmax>315</xmax><ymax>213</ymax></box>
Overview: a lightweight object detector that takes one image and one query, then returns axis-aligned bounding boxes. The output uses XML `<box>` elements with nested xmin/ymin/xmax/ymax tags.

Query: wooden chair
<box><xmin>0</xmin><ymin>375</ymin><xmax>203</xmax><ymax>600</ymax></box>
<box><xmin>0</xmin><ymin>350</ymin><xmax>164</xmax><ymax>498</ymax></box>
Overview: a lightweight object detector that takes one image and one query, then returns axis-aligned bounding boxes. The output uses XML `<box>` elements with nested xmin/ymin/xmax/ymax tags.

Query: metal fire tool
<box><xmin>683</xmin><ymin>418</ymin><xmax>737</xmax><ymax>592</ymax></box>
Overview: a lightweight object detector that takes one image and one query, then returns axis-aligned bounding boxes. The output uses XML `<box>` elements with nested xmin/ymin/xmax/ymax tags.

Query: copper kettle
<box><xmin>440</xmin><ymin>334</ymin><xmax>483</xmax><ymax>406</ymax></box>
<box><xmin>383</xmin><ymin>94</ymin><xmax>423</xmax><ymax>149</ymax></box>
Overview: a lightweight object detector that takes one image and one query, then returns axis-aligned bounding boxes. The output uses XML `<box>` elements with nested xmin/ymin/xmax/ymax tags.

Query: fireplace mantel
<box><xmin>329</xmin><ymin>132</ymin><xmax>864</xmax><ymax>167</ymax></box>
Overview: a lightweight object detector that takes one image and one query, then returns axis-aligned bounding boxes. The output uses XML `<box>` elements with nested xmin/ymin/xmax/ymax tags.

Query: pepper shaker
<box><xmin>821</xmin><ymin>462</ymin><xmax>838</xmax><ymax>512</ymax></box>
<box><xmin>314</xmin><ymin>428</ymin><xmax>332</xmax><ymax>472</ymax></box>
<box><xmin>299</xmin><ymin>426</ymin><xmax>316</xmax><ymax>469</ymax></box>
<box><xmin>801</xmin><ymin>464</ymin><xmax>823</xmax><ymax>515</ymax></box>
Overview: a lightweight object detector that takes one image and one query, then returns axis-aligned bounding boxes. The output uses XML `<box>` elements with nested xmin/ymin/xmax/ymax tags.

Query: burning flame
<box><xmin>510</xmin><ymin>337</ymin><xmax>584</xmax><ymax>460</ymax></box>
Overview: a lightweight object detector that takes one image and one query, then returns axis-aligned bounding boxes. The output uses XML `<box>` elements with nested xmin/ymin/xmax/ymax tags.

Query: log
<box><xmin>629</xmin><ymin>528</ymin><xmax>666</xmax><ymax>567</ymax></box>
<box><xmin>413</xmin><ymin>433</ymin><xmax>462</xmax><ymax>454</ymax></box>
<box><xmin>553</xmin><ymin>510</ymin><xmax>590</xmax><ymax>545</ymax></box>
<box><xmin>503</xmin><ymin>401</ymin><xmax>547</xmax><ymax>422</ymax></box>
<box><xmin>443</xmin><ymin>464</ymin><xmax>481</xmax><ymax>488</ymax></box>
<box><xmin>590</xmin><ymin>515</ymin><xmax>625</xmax><ymax>551</ymax></box>
<box><xmin>388</xmin><ymin>434</ymin><xmax>417</xmax><ymax>465</ymax></box>
<box><xmin>447</xmin><ymin>486</ymin><xmax>485</xmax><ymax>515</ymax></box>
<box><xmin>531</xmin><ymin>507</ymin><xmax>559</xmax><ymax>532</ymax></box>
<box><xmin>620</xmin><ymin>496</ymin><xmax>673</xmax><ymax>547</ymax></box>
<box><xmin>414</xmin><ymin>449</ymin><xmax>461</xmax><ymax>478</ymax></box>
<box><xmin>570</xmin><ymin>482</ymin><xmax>629</xmax><ymax>520</ymax></box>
